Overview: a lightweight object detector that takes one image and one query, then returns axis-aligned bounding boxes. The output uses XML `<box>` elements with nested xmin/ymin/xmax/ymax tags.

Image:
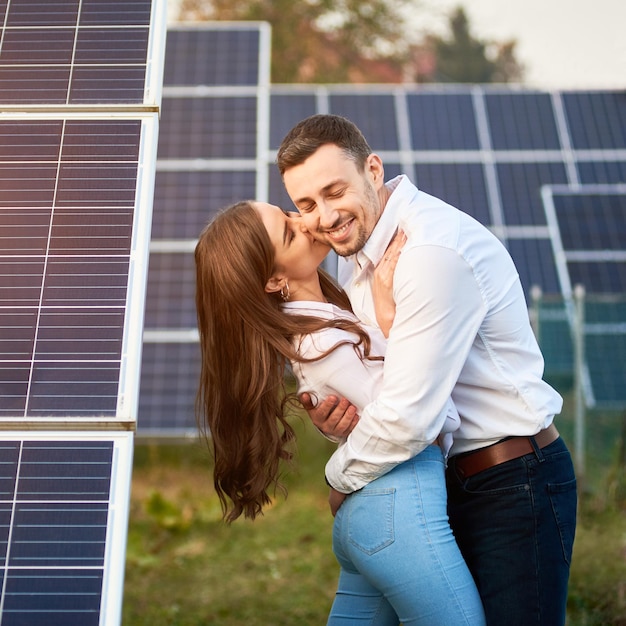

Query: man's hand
<box><xmin>299</xmin><ymin>393</ymin><xmax>359</xmax><ymax>439</ymax></box>
<box><xmin>329</xmin><ymin>488</ymin><xmax>347</xmax><ymax>517</ymax></box>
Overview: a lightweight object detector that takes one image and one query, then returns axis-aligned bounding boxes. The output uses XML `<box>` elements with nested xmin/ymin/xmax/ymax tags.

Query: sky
<box><xmin>420</xmin><ymin>0</ymin><xmax>626</xmax><ymax>89</ymax></box>
<box><xmin>167</xmin><ymin>0</ymin><xmax>626</xmax><ymax>90</ymax></box>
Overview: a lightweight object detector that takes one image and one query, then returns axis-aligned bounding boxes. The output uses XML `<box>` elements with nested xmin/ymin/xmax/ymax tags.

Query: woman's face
<box><xmin>253</xmin><ymin>202</ymin><xmax>330</xmax><ymax>281</ymax></box>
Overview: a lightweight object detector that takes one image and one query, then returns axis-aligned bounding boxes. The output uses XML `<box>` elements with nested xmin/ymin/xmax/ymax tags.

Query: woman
<box><xmin>195</xmin><ymin>200</ymin><xmax>485</xmax><ymax>625</ymax></box>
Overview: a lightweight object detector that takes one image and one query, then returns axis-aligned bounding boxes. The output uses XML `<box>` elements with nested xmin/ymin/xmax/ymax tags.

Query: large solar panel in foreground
<box><xmin>0</xmin><ymin>0</ymin><xmax>166</xmax><ymax>622</ymax></box>
<box><xmin>0</xmin><ymin>0</ymin><xmax>154</xmax><ymax>105</ymax></box>
<box><xmin>0</xmin><ymin>433</ymin><xmax>132</xmax><ymax>626</ymax></box>
<box><xmin>0</xmin><ymin>115</ymin><xmax>158</xmax><ymax>421</ymax></box>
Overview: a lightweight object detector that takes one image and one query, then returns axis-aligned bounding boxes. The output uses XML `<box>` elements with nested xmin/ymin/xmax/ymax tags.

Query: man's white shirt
<box><xmin>327</xmin><ymin>175</ymin><xmax>562</xmax><ymax>493</ymax></box>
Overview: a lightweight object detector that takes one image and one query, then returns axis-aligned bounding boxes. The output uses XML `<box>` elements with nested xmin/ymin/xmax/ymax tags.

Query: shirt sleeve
<box><xmin>295</xmin><ymin>329</ymin><xmax>384</xmax><ymax>416</ymax></box>
<box><xmin>325</xmin><ymin>245</ymin><xmax>487</xmax><ymax>493</ymax></box>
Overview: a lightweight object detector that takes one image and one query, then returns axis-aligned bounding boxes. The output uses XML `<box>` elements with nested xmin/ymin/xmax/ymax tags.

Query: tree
<box><xmin>178</xmin><ymin>0</ymin><xmax>414</xmax><ymax>83</ymax></box>
<box><xmin>178</xmin><ymin>1</ymin><xmax>524</xmax><ymax>85</ymax></box>
<box><xmin>415</xmin><ymin>7</ymin><xmax>524</xmax><ymax>83</ymax></box>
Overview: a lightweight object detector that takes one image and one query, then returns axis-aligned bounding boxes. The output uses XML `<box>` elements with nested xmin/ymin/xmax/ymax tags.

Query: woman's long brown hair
<box><xmin>195</xmin><ymin>201</ymin><xmax>377</xmax><ymax>522</ymax></box>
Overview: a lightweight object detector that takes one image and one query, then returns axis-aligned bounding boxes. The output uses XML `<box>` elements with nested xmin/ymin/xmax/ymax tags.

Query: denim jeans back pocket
<box><xmin>347</xmin><ymin>488</ymin><xmax>395</xmax><ymax>555</ymax></box>
<box><xmin>548</xmin><ymin>477</ymin><xmax>577</xmax><ymax>565</ymax></box>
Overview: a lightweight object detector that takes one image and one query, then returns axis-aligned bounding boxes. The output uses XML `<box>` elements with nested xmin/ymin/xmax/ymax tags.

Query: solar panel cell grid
<box><xmin>144</xmin><ymin>253</ymin><xmax>196</xmax><ymax>328</ymax></box>
<box><xmin>138</xmin><ymin>342</ymin><xmax>199</xmax><ymax>433</ymax></box>
<box><xmin>567</xmin><ymin>261</ymin><xmax>626</xmax><ymax>294</ymax></box>
<box><xmin>0</xmin><ymin>117</ymin><xmax>145</xmax><ymax>418</ymax></box>
<box><xmin>3</xmin><ymin>0</ymin><xmax>79</xmax><ymax>26</ymax></box>
<box><xmin>0</xmin><ymin>435</ymin><xmax>134</xmax><ymax>626</ymax></box>
<box><xmin>164</xmin><ymin>28</ymin><xmax>261</xmax><ymax>86</ymax></box>
<box><xmin>485</xmin><ymin>92</ymin><xmax>561</xmax><ymax>150</ymax></box>
<box><xmin>0</xmin><ymin>0</ymin><xmax>152</xmax><ymax>105</ymax></box>
<box><xmin>152</xmin><ymin>170</ymin><xmax>257</xmax><ymax>239</ymax></box>
<box><xmin>407</xmin><ymin>93</ymin><xmax>479</xmax><ymax>150</ymax></box>
<box><xmin>329</xmin><ymin>94</ymin><xmax>399</xmax><ymax>150</ymax></box>
<box><xmin>158</xmin><ymin>96</ymin><xmax>258</xmax><ymax>159</ymax></box>
<box><xmin>563</xmin><ymin>91</ymin><xmax>626</xmax><ymax>150</ymax></box>
<box><xmin>269</xmin><ymin>94</ymin><xmax>317</xmax><ymax>149</ymax></box>
<box><xmin>414</xmin><ymin>162</ymin><xmax>491</xmax><ymax>226</ymax></box>
<box><xmin>577</xmin><ymin>160</ymin><xmax>626</xmax><ymax>185</ymax></box>
<box><xmin>554</xmin><ymin>193</ymin><xmax>626</xmax><ymax>250</ymax></box>
<box><xmin>497</xmin><ymin>161</ymin><xmax>569</xmax><ymax>225</ymax></box>
<box><xmin>507</xmin><ymin>238</ymin><xmax>561</xmax><ymax>297</ymax></box>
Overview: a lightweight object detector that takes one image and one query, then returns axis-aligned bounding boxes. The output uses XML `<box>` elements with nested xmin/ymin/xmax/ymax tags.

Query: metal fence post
<box><xmin>573</xmin><ymin>284</ymin><xmax>586</xmax><ymax>479</ymax></box>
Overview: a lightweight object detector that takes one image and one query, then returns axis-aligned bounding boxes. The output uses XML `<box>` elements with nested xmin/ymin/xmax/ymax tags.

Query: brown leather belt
<box><xmin>452</xmin><ymin>424</ymin><xmax>560</xmax><ymax>479</ymax></box>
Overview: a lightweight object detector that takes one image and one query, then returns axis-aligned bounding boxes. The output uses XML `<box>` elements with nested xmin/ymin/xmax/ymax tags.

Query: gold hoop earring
<box><xmin>280</xmin><ymin>282</ymin><xmax>290</xmax><ymax>302</ymax></box>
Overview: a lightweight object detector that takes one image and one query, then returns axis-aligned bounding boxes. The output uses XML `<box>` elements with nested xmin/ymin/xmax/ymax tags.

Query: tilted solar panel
<box><xmin>543</xmin><ymin>184</ymin><xmax>626</xmax><ymax>408</ymax></box>
<box><xmin>0</xmin><ymin>433</ymin><xmax>133</xmax><ymax>626</ymax></box>
<box><xmin>0</xmin><ymin>0</ymin><xmax>166</xmax><ymax>622</ymax></box>
<box><xmin>0</xmin><ymin>118</ymin><xmax>149</xmax><ymax>419</ymax></box>
<box><xmin>0</xmin><ymin>0</ymin><xmax>153</xmax><ymax>105</ymax></box>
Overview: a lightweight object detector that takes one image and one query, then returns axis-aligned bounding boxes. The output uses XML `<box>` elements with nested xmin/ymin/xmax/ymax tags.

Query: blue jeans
<box><xmin>328</xmin><ymin>445</ymin><xmax>486</xmax><ymax>625</ymax></box>
<box><xmin>446</xmin><ymin>436</ymin><xmax>577</xmax><ymax>626</ymax></box>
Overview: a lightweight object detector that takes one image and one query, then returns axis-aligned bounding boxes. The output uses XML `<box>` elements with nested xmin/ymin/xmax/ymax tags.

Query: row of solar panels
<box><xmin>0</xmin><ymin>0</ymin><xmax>167</xmax><ymax>623</ymax></box>
<box><xmin>140</xmin><ymin>25</ymin><xmax>625</xmax><ymax>434</ymax></box>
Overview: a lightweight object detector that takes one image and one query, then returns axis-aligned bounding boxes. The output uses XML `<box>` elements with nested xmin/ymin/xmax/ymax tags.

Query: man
<box><xmin>276</xmin><ymin>114</ymin><xmax>577</xmax><ymax>625</ymax></box>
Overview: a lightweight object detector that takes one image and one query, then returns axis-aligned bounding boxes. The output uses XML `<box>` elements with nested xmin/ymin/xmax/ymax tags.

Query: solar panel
<box><xmin>0</xmin><ymin>0</ymin><xmax>166</xmax><ymax>621</ymax></box>
<box><xmin>139</xmin><ymin>23</ymin><xmax>271</xmax><ymax>435</ymax></box>
<box><xmin>0</xmin><ymin>0</ymin><xmax>153</xmax><ymax>105</ymax></box>
<box><xmin>407</xmin><ymin>92</ymin><xmax>479</xmax><ymax>151</ymax></box>
<box><xmin>562</xmin><ymin>91</ymin><xmax>626</xmax><ymax>150</ymax></box>
<box><xmin>141</xmin><ymin>23</ymin><xmax>626</xmax><ymax>434</ymax></box>
<box><xmin>485</xmin><ymin>92</ymin><xmax>561</xmax><ymax>150</ymax></box>
<box><xmin>0</xmin><ymin>432</ymin><xmax>133</xmax><ymax>626</ymax></box>
<box><xmin>329</xmin><ymin>93</ymin><xmax>400</xmax><ymax>150</ymax></box>
<box><xmin>0</xmin><ymin>115</ymin><xmax>158</xmax><ymax>420</ymax></box>
<box><xmin>163</xmin><ymin>24</ymin><xmax>262</xmax><ymax>87</ymax></box>
<box><xmin>543</xmin><ymin>184</ymin><xmax>626</xmax><ymax>408</ymax></box>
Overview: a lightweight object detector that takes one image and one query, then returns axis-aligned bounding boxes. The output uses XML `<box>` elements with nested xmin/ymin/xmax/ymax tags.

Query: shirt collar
<box><xmin>355</xmin><ymin>174</ymin><xmax>408</xmax><ymax>268</ymax></box>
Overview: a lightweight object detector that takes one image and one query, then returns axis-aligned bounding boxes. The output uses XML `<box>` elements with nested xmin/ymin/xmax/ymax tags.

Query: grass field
<box><xmin>123</xmin><ymin>401</ymin><xmax>626</xmax><ymax>625</ymax></box>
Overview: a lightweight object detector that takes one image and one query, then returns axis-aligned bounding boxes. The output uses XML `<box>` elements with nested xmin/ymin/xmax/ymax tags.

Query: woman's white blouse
<box><xmin>282</xmin><ymin>300</ymin><xmax>459</xmax><ymax>464</ymax></box>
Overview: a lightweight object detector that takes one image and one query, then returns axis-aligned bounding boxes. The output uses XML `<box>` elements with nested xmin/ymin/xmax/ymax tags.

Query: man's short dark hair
<box><xmin>276</xmin><ymin>114</ymin><xmax>372</xmax><ymax>176</ymax></box>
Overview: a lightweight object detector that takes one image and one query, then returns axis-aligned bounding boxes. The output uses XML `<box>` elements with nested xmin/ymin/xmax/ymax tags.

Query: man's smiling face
<box><xmin>282</xmin><ymin>143</ymin><xmax>385</xmax><ymax>257</ymax></box>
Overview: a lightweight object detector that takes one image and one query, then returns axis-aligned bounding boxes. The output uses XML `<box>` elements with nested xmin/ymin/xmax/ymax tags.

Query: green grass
<box><xmin>124</xmin><ymin>417</ymin><xmax>339</xmax><ymax>625</ymax></box>
<box><xmin>123</xmin><ymin>405</ymin><xmax>626</xmax><ymax>625</ymax></box>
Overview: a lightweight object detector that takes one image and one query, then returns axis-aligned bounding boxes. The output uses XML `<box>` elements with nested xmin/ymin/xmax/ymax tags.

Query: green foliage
<box><xmin>124</xmin><ymin>418</ymin><xmax>339</xmax><ymax>625</ymax></box>
<box><xmin>421</xmin><ymin>7</ymin><xmax>524</xmax><ymax>83</ymax></box>
<box><xmin>179</xmin><ymin>0</ymin><xmax>414</xmax><ymax>83</ymax></box>
<box><xmin>567</xmin><ymin>506</ymin><xmax>626</xmax><ymax>625</ymax></box>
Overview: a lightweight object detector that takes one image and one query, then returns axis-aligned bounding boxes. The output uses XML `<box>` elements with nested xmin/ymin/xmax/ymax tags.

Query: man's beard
<box><xmin>333</xmin><ymin>224</ymin><xmax>368</xmax><ymax>257</ymax></box>
<box><xmin>327</xmin><ymin>183</ymin><xmax>380</xmax><ymax>257</ymax></box>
